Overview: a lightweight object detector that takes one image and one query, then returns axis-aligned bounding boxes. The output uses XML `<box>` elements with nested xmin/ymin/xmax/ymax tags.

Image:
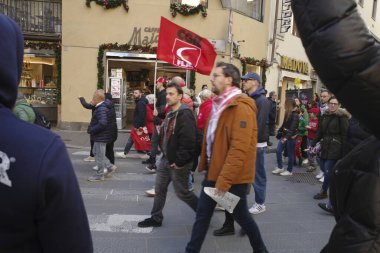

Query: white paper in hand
<box><xmin>204</xmin><ymin>187</ymin><xmax>240</xmax><ymax>213</ymax></box>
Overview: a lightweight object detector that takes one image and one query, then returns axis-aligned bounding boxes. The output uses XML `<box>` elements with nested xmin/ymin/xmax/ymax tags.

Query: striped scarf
<box><xmin>206</xmin><ymin>86</ymin><xmax>242</xmax><ymax>160</ymax></box>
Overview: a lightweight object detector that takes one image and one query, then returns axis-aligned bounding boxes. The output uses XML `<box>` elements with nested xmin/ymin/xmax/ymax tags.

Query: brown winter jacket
<box><xmin>198</xmin><ymin>94</ymin><xmax>258</xmax><ymax>192</ymax></box>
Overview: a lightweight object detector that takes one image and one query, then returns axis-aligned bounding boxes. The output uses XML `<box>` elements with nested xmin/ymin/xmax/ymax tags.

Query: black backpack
<box><xmin>31</xmin><ymin>106</ymin><xmax>51</xmax><ymax>129</ymax></box>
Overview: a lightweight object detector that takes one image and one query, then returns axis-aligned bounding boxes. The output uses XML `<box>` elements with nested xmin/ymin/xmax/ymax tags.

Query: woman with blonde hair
<box><xmin>272</xmin><ymin>99</ymin><xmax>299</xmax><ymax>176</ymax></box>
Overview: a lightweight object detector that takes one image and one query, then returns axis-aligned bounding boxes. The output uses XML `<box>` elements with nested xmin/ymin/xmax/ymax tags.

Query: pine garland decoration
<box><xmin>240</xmin><ymin>57</ymin><xmax>270</xmax><ymax>88</ymax></box>
<box><xmin>86</xmin><ymin>0</ymin><xmax>129</xmax><ymax>12</ymax></box>
<box><xmin>170</xmin><ymin>3</ymin><xmax>207</xmax><ymax>17</ymax></box>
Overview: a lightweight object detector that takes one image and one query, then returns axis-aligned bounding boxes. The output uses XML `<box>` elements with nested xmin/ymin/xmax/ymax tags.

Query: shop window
<box><xmin>372</xmin><ymin>0</ymin><xmax>377</xmax><ymax>20</ymax></box>
<box><xmin>221</xmin><ymin>0</ymin><xmax>264</xmax><ymax>22</ymax></box>
<box><xmin>358</xmin><ymin>0</ymin><xmax>364</xmax><ymax>7</ymax></box>
<box><xmin>171</xmin><ymin>0</ymin><xmax>208</xmax><ymax>7</ymax></box>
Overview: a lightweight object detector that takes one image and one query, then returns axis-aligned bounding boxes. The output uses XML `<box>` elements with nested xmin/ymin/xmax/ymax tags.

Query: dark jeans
<box><xmin>276</xmin><ymin>139</ymin><xmax>296</xmax><ymax>172</ymax></box>
<box><xmin>268</xmin><ymin>123</ymin><xmax>276</xmax><ymax>136</ymax></box>
<box><xmin>253</xmin><ymin>147</ymin><xmax>267</xmax><ymax>205</ymax></box>
<box><xmin>151</xmin><ymin>157</ymin><xmax>198</xmax><ymax>223</ymax></box>
<box><xmin>149</xmin><ymin>126</ymin><xmax>159</xmax><ymax>158</ymax></box>
<box><xmin>320</xmin><ymin>159</ymin><xmax>337</xmax><ymax>192</ymax></box>
<box><xmin>185</xmin><ymin>180</ymin><xmax>267</xmax><ymax>253</ymax></box>
<box><xmin>91</xmin><ymin>140</ymin><xmax>114</xmax><ymax>164</ymax></box>
<box><xmin>123</xmin><ymin>136</ymin><xmax>134</xmax><ymax>155</ymax></box>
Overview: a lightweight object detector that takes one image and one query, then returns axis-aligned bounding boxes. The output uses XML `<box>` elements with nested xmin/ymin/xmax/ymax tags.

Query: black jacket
<box><xmin>268</xmin><ymin>98</ymin><xmax>276</xmax><ymax>125</ymax></box>
<box><xmin>249</xmin><ymin>88</ymin><xmax>270</xmax><ymax>143</ymax></box>
<box><xmin>133</xmin><ymin>96</ymin><xmax>147</xmax><ymax>128</ymax></box>
<box><xmin>160</xmin><ymin>103</ymin><xmax>196</xmax><ymax>167</ymax></box>
<box><xmin>281</xmin><ymin>111</ymin><xmax>299</xmax><ymax>140</ymax></box>
<box><xmin>312</xmin><ymin>108</ymin><xmax>349</xmax><ymax>160</ymax></box>
<box><xmin>88</xmin><ymin>101</ymin><xmax>115</xmax><ymax>143</ymax></box>
<box><xmin>292</xmin><ymin>1</ymin><xmax>380</xmax><ymax>252</ymax></box>
<box><xmin>154</xmin><ymin>89</ymin><xmax>167</xmax><ymax>125</ymax></box>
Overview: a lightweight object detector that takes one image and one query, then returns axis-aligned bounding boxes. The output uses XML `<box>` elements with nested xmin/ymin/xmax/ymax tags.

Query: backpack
<box><xmin>31</xmin><ymin>106</ymin><xmax>51</xmax><ymax>129</ymax></box>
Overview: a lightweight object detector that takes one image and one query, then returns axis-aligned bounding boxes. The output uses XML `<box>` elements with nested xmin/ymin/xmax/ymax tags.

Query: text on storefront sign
<box><xmin>128</xmin><ymin>27</ymin><xmax>159</xmax><ymax>46</ymax></box>
<box><xmin>281</xmin><ymin>56</ymin><xmax>309</xmax><ymax>75</ymax></box>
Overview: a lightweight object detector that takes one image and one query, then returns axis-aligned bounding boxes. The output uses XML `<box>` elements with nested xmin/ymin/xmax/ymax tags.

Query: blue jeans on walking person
<box><xmin>253</xmin><ymin>147</ymin><xmax>266</xmax><ymax>205</ymax></box>
<box><xmin>276</xmin><ymin>139</ymin><xmax>296</xmax><ymax>172</ymax></box>
<box><xmin>185</xmin><ymin>179</ymin><xmax>267</xmax><ymax>253</ymax></box>
<box><xmin>123</xmin><ymin>136</ymin><xmax>134</xmax><ymax>155</ymax></box>
<box><xmin>320</xmin><ymin>159</ymin><xmax>337</xmax><ymax>192</ymax></box>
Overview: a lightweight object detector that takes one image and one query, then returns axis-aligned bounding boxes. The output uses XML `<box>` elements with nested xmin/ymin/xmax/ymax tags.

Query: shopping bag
<box><xmin>131</xmin><ymin>128</ymin><xmax>151</xmax><ymax>151</ymax></box>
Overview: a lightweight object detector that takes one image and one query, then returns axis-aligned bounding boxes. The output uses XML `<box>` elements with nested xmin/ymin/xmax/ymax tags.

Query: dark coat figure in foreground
<box><xmin>292</xmin><ymin>0</ymin><xmax>380</xmax><ymax>252</ymax></box>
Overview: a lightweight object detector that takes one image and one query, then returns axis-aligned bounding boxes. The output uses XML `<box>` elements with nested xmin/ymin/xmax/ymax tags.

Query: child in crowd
<box><xmin>294</xmin><ymin>107</ymin><xmax>308</xmax><ymax>166</ymax></box>
<box><xmin>306</xmin><ymin>107</ymin><xmax>319</xmax><ymax>172</ymax></box>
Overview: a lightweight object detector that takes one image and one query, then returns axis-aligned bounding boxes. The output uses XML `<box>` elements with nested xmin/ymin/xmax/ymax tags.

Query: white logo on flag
<box><xmin>0</xmin><ymin>151</ymin><xmax>14</xmax><ymax>187</ymax></box>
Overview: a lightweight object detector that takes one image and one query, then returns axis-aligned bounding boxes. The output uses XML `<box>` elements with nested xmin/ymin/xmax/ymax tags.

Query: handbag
<box><xmin>276</xmin><ymin>127</ymin><xmax>283</xmax><ymax>140</ymax></box>
<box><xmin>130</xmin><ymin>128</ymin><xmax>151</xmax><ymax>151</ymax></box>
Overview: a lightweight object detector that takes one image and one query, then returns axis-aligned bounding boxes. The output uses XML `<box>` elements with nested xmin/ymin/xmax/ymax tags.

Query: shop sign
<box><xmin>128</xmin><ymin>27</ymin><xmax>160</xmax><ymax>47</ymax></box>
<box><xmin>208</xmin><ymin>39</ymin><xmax>226</xmax><ymax>53</ymax></box>
<box><xmin>281</xmin><ymin>56</ymin><xmax>309</xmax><ymax>75</ymax></box>
<box><xmin>280</xmin><ymin>0</ymin><xmax>292</xmax><ymax>33</ymax></box>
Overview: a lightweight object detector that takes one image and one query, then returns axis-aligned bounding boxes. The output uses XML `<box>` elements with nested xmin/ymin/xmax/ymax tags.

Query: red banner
<box><xmin>157</xmin><ymin>17</ymin><xmax>217</xmax><ymax>75</ymax></box>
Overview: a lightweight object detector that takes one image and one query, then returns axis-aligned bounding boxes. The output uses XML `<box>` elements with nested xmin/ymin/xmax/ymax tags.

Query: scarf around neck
<box><xmin>206</xmin><ymin>86</ymin><xmax>242</xmax><ymax>160</ymax></box>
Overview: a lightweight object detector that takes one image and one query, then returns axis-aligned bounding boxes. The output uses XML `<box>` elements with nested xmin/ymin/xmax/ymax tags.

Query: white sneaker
<box><xmin>145</xmin><ymin>188</ymin><xmax>155</xmax><ymax>197</ymax></box>
<box><xmin>115</xmin><ymin>152</ymin><xmax>127</xmax><ymax>158</ymax></box>
<box><xmin>105</xmin><ymin>165</ymin><xmax>117</xmax><ymax>178</ymax></box>
<box><xmin>84</xmin><ymin>156</ymin><xmax>95</xmax><ymax>162</ymax></box>
<box><xmin>316</xmin><ymin>171</ymin><xmax>324</xmax><ymax>179</ymax></box>
<box><xmin>92</xmin><ymin>165</ymin><xmax>98</xmax><ymax>171</ymax></box>
<box><xmin>272</xmin><ymin>167</ymin><xmax>285</xmax><ymax>174</ymax></box>
<box><xmin>280</xmin><ymin>170</ymin><xmax>293</xmax><ymax>176</ymax></box>
<box><xmin>302</xmin><ymin>159</ymin><xmax>309</xmax><ymax>166</ymax></box>
<box><xmin>249</xmin><ymin>203</ymin><xmax>266</xmax><ymax>214</ymax></box>
<box><xmin>319</xmin><ymin>176</ymin><xmax>324</xmax><ymax>183</ymax></box>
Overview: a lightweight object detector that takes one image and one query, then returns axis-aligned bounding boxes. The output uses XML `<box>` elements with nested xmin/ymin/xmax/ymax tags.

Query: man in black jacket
<box><xmin>87</xmin><ymin>89</ymin><xmax>116</xmax><ymax>181</ymax></box>
<box><xmin>267</xmin><ymin>91</ymin><xmax>277</xmax><ymax>145</ymax></box>
<box><xmin>116</xmin><ymin>89</ymin><xmax>147</xmax><ymax>158</ymax></box>
<box><xmin>292</xmin><ymin>0</ymin><xmax>380</xmax><ymax>252</ymax></box>
<box><xmin>143</xmin><ymin>77</ymin><xmax>167</xmax><ymax>172</ymax></box>
<box><xmin>137</xmin><ymin>83</ymin><xmax>198</xmax><ymax>228</ymax></box>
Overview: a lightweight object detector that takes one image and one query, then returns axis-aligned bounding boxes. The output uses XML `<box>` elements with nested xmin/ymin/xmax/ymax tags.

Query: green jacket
<box><xmin>14</xmin><ymin>99</ymin><xmax>36</xmax><ymax>123</ymax></box>
<box><xmin>298</xmin><ymin>115</ymin><xmax>308</xmax><ymax>137</ymax></box>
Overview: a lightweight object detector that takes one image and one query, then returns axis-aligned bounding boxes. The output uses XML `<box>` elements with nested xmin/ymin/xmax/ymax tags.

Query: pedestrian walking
<box><xmin>137</xmin><ymin>83</ymin><xmax>198</xmax><ymax>228</ymax></box>
<box><xmin>0</xmin><ymin>14</ymin><xmax>93</xmax><ymax>252</ymax></box>
<box><xmin>116</xmin><ymin>89</ymin><xmax>148</xmax><ymax>158</ymax></box>
<box><xmin>267</xmin><ymin>91</ymin><xmax>277</xmax><ymax>146</ymax></box>
<box><xmin>185</xmin><ymin>62</ymin><xmax>268</xmax><ymax>253</ymax></box>
<box><xmin>306</xmin><ymin>107</ymin><xmax>319</xmax><ymax>172</ymax></box>
<box><xmin>87</xmin><ymin>89</ymin><xmax>117</xmax><ymax>181</ymax></box>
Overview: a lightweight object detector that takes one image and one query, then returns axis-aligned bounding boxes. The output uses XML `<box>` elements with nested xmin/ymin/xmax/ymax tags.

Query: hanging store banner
<box><xmin>157</xmin><ymin>17</ymin><xmax>217</xmax><ymax>75</ymax></box>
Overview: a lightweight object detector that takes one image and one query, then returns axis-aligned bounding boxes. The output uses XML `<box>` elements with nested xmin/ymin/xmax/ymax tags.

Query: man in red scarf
<box><xmin>185</xmin><ymin>62</ymin><xmax>268</xmax><ymax>253</ymax></box>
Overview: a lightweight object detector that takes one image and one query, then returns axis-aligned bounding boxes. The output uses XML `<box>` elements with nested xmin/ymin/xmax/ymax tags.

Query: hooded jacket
<box><xmin>133</xmin><ymin>96</ymin><xmax>147</xmax><ymax>128</ymax></box>
<box><xmin>312</xmin><ymin>108</ymin><xmax>350</xmax><ymax>160</ymax></box>
<box><xmin>0</xmin><ymin>15</ymin><xmax>92</xmax><ymax>253</ymax></box>
<box><xmin>198</xmin><ymin>94</ymin><xmax>258</xmax><ymax>192</ymax></box>
<box><xmin>249</xmin><ymin>87</ymin><xmax>270</xmax><ymax>144</ymax></box>
<box><xmin>13</xmin><ymin>98</ymin><xmax>35</xmax><ymax>123</ymax></box>
<box><xmin>88</xmin><ymin>100</ymin><xmax>116</xmax><ymax>143</ymax></box>
<box><xmin>292</xmin><ymin>1</ymin><xmax>380</xmax><ymax>252</ymax></box>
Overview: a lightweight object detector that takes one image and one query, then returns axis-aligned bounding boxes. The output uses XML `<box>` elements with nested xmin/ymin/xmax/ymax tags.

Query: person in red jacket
<box><xmin>306</xmin><ymin>107</ymin><xmax>319</xmax><ymax>172</ymax></box>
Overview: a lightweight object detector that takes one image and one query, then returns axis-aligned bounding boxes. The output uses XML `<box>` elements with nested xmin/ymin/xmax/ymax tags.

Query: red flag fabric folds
<box><xmin>157</xmin><ymin>17</ymin><xmax>217</xmax><ymax>75</ymax></box>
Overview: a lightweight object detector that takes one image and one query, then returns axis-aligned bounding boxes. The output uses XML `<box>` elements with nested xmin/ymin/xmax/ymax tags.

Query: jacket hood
<box><xmin>326</xmin><ymin>108</ymin><xmax>351</xmax><ymax>118</ymax></box>
<box><xmin>250</xmin><ymin>87</ymin><xmax>266</xmax><ymax>98</ymax></box>
<box><xmin>230</xmin><ymin>93</ymin><xmax>257</xmax><ymax>113</ymax></box>
<box><xmin>103</xmin><ymin>98</ymin><xmax>114</xmax><ymax>109</ymax></box>
<box><xmin>178</xmin><ymin>102</ymin><xmax>191</xmax><ymax>112</ymax></box>
<box><xmin>0</xmin><ymin>14</ymin><xmax>24</xmax><ymax>109</ymax></box>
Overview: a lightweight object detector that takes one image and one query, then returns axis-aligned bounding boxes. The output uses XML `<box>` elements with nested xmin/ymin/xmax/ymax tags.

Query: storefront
<box><xmin>19</xmin><ymin>48</ymin><xmax>59</xmax><ymax>122</ymax></box>
<box><xmin>105</xmin><ymin>52</ymin><xmax>189</xmax><ymax>129</ymax></box>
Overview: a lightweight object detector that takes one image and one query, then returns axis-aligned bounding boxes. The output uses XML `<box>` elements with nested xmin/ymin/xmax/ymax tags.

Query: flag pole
<box><xmin>153</xmin><ymin>58</ymin><xmax>158</xmax><ymax>111</ymax></box>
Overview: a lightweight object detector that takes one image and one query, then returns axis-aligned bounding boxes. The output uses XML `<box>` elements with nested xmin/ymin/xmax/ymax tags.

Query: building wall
<box><xmin>61</xmin><ymin>0</ymin><xmax>271</xmax><ymax>127</ymax></box>
<box><xmin>357</xmin><ymin>0</ymin><xmax>380</xmax><ymax>40</ymax></box>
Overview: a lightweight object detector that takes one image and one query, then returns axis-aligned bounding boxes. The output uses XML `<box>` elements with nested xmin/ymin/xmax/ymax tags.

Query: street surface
<box><xmin>60</xmin><ymin>130</ymin><xmax>334</xmax><ymax>253</ymax></box>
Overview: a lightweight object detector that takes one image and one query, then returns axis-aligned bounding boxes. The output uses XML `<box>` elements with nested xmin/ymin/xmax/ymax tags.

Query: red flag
<box><xmin>157</xmin><ymin>17</ymin><xmax>217</xmax><ymax>75</ymax></box>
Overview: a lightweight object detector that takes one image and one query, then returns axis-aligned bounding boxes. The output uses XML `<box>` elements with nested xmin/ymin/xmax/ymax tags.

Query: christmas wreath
<box><xmin>170</xmin><ymin>3</ymin><xmax>207</xmax><ymax>17</ymax></box>
<box><xmin>86</xmin><ymin>0</ymin><xmax>129</xmax><ymax>12</ymax></box>
<box><xmin>240</xmin><ymin>57</ymin><xmax>270</xmax><ymax>87</ymax></box>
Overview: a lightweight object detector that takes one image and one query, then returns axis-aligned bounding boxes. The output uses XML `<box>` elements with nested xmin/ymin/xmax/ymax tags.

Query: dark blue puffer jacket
<box><xmin>0</xmin><ymin>14</ymin><xmax>92</xmax><ymax>253</ymax></box>
<box><xmin>88</xmin><ymin>100</ymin><xmax>114</xmax><ymax>143</ymax></box>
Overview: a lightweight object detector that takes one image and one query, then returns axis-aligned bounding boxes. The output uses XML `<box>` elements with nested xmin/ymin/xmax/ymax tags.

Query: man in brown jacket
<box><xmin>185</xmin><ymin>62</ymin><xmax>268</xmax><ymax>253</ymax></box>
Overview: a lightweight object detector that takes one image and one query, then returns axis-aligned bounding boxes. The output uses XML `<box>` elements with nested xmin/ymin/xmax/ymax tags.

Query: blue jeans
<box><xmin>123</xmin><ymin>136</ymin><xmax>134</xmax><ymax>154</ymax></box>
<box><xmin>93</xmin><ymin>142</ymin><xmax>112</xmax><ymax>173</ymax></box>
<box><xmin>320</xmin><ymin>159</ymin><xmax>337</xmax><ymax>192</ymax></box>
<box><xmin>185</xmin><ymin>180</ymin><xmax>267</xmax><ymax>253</ymax></box>
<box><xmin>276</xmin><ymin>139</ymin><xmax>296</xmax><ymax>172</ymax></box>
<box><xmin>253</xmin><ymin>147</ymin><xmax>266</xmax><ymax>205</ymax></box>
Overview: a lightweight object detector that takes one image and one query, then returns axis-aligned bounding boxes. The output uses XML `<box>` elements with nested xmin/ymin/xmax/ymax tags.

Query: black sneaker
<box><xmin>313</xmin><ymin>191</ymin><xmax>328</xmax><ymax>200</ymax></box>
<box><xmin>142</xmin><ymin>157</ymin><xmax>155</xmax><ymax>165</ymax></box>
<box><xmin>137</xmin><ymin>218</ymin><xmax>162</xmax><ymax>228</ymax></box>
<box><xmin>145</xmin><ymin>164</ymin><xmax>157</xmax><ymax>173</ymax></box>
<box><xmin>318</xmin><ymin>202</ymin><xmax>334</xmax><ymax>214</ymax></box>
<box><xmin>213</xmin><ymin>226</ymin><xmax>235</xmax><ymax>236</ymax></box>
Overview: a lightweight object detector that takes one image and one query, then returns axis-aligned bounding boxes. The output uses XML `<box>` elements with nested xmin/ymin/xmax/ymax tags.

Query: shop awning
<box><xmin>281</xmin><ymin>70</ymin><xmax>311</xmax><ymax>81</ymax></box>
